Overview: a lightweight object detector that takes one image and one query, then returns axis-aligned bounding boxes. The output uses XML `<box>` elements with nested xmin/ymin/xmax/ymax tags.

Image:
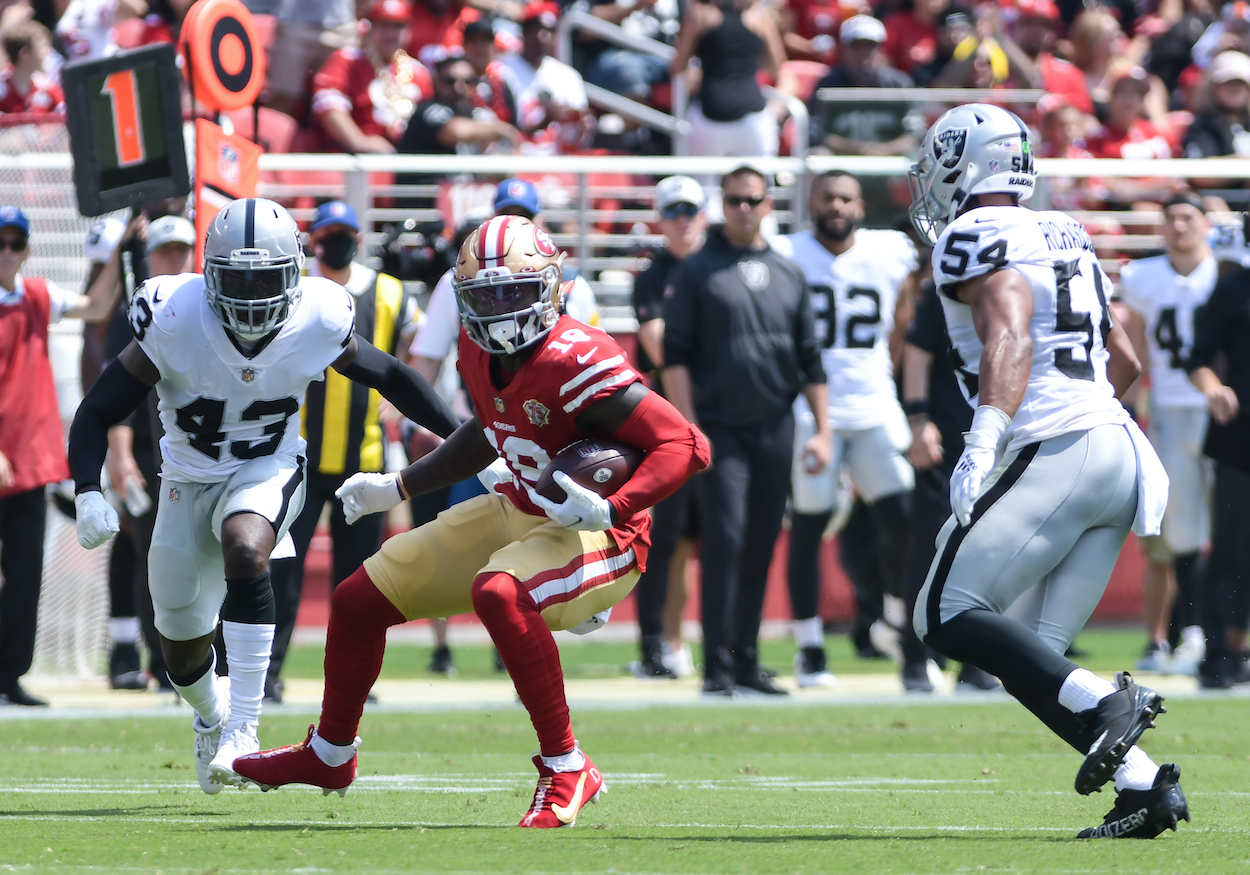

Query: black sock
<box><xmin>787</xmin><ymin>511</ymin><xmax>832</xmax><ymax>620</ymax></box>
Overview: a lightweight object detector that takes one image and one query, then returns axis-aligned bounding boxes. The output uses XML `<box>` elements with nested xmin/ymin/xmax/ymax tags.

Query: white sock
<box><xmin>1057</xmin><ymin>668</ymin><xmax>1117</xmax><ymax>714</ymax></box>
<box><xmin>1113</xmin><ymin>745</ymin><xmax>1160</xmax><ymax>792</ymax></box>
<box><xmin>882</xmin><ymin>595</ymin><xmax>907</xmax><ymax>629</ymax></box>
<box><xmin>171</xmin><ymin>651</ymin><xmax>226</xmax><ymax>728</ymax></box>
<box><xmin>1181</xmin><ymin>626</ymin><xmax>1204</xmax><ymax>649</ymax></box>
<box><xmin>110</xmin><ymin>617</ymin><xmax>139</xmax><ymax>645</ymax></box>
<box><xmin>793</xmin><ymin>616</ymin><xmax>823</xmax><ymax>650</ymax></box>
<box><xmin>541</xmin><ymin>745</ymin><xmax>585</xmax><ymax>773</ymax></box>
<box><xmin>310</xmin><ymin>728</ymin><xmax>359</xmax><ymax>767</ymax></box>
<box><xmin>222</xmin><ymin>620</ymin><xmax>274</xmax><ymax>730</ymax></box>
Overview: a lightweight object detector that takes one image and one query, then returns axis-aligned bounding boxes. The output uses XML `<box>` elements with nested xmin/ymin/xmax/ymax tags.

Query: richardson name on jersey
<box><xmin>1038</xmin><ymin>220</ymin><xmax>1095</xmax><ymax>253</ymax></box>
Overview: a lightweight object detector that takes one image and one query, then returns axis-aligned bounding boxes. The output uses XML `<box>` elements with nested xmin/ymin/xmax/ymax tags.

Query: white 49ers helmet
<box><xmin>908</xmin><ymin>103</ymin><xmax>1036</xmax><ymax>244</ymax></box>
<box><xmin>453</xmin><ymin>215</ymin><xmax>563</xmax><ymax>355</ymax></box>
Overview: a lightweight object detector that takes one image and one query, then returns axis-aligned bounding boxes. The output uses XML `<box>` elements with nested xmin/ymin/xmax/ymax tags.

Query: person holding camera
<box><xmin>265</xmin><ymin>201</ymin><xmax>421</xmax><ymax>703</ymax></box>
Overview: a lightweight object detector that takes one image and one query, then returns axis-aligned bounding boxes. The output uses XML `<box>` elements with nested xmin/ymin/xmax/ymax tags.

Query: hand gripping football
<box><xmin>534</xmin><ymin>438</ymin><xmax>644</xmax><ymax>502</ymax></box>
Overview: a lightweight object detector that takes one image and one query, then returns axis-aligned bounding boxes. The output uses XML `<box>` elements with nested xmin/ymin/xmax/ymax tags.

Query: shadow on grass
<box><xmin>210</xmin><ymin>822</ymin><xmax>503</xmax><ymax>832</ymax></box>
<box><xmin>0</xmin><ymin>805</ymin><xmax>231</xmax><ymax>818</ymax></box>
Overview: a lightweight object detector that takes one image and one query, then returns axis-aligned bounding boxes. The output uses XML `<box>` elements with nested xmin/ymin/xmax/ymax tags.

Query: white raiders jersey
<box><xmin>1118</xmin><ymin>254</ymin><xmax>1214</xmax><ymax>409</ymax></box>
<box><xmin>932</xmin><ymin>206</ymin><xmax>1128</xmax><ymax>453</ymax></box>
<box><xmin>129</xmin><ymin>273</ymin><xmax>356</xmax><ymax>483</ymax></box>
<box><xmin>772</xmin><ymin>229</ymin><xmax>917</xmax><ymax>428</ymax></box>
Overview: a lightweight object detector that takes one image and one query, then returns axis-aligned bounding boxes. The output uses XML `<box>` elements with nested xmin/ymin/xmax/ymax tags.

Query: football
<box><xmin>534</xmin><ymin>438</ymin><xmax>644</xmax><ymax>503</ymax></box>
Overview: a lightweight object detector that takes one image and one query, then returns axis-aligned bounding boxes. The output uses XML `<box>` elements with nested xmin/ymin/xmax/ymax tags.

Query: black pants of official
<box><xmin>0</xmin><ymin>487</ymin><xmax>48</xmax><ymax>690</ymax></box>
<box><xmin>635</xmin><ymin>479</ymin><xmax>698</xmax><ymax>644</ymax></box>
<box><xmin>900</xmin><ymin>462</ymin><xmax>955</xmax><ymax>667</ymax></box>
<box><xmin>268</xmin><ymin>471</ymin><xmax>386</xmax><ymax>684</ymax></box>
<box><xmin>1200</xmin><ymin>462</ymin><xmax>1250</xmax><ymax>679</ymax></box>
<box><xmin>696</xmin><ymin>412</ymin><xmax>794</xmax><ymax>679</ymax></box>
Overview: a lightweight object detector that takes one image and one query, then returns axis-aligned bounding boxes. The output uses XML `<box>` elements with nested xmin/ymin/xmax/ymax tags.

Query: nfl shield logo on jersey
<box><xmin>739</xmin><ymin>261</ymin><xmax>770</xmax><ymax>292</ymax></box>
<box><xmin>241</xmin><ymin>367</ymin><xmax>256</xmax><ymax>383</ymax></box>
<box><xmin>168</xmin><ymin>486</ymin><xmax>180</xmax><ymax>503</ymax></box>
<box><xmin>524</xmin><ymin>399</ymin><xmax>549</xmax><ymax>426</ymax></box>
<box><xmin>494</xmin><ymin>397</ymin><xmax>506</xmax><ymax>413</ymax></box>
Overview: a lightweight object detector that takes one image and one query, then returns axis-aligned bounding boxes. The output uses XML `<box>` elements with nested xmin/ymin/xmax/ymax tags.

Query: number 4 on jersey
<box><xmin>175</xmin><ymin>396</ymin><xmax>299</xmax><ymax>461</ymax></box>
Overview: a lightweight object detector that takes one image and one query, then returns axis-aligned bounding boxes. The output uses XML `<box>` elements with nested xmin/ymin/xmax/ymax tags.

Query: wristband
<box><xmin>396</xmin><ymin>474</ymin><xmax>410</xmax><ymax>500</ymax></box>
<box><xmin>903</xmin><ymin>399</ymin><xmax>929</xmax><ymax>417</ymax></box>
<box><xmin>963</xmin><ymin>405</ymin><xmax>1011</xmax><ymax>451</ymax></box>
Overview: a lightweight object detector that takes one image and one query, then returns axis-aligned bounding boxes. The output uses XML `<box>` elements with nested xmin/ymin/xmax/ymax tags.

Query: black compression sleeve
<box><xmin>338</xmin><ymin>337</ymin><xmax>460</xmax><ymax>437</ymax></box>
<box><xmin>69</xmin><ymin>358</ymin><xmax>151</xmax><ymax>492</ymax></box>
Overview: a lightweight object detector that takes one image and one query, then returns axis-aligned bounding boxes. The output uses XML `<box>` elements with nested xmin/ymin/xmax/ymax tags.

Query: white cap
<box><xmin>840</xmin><ymin>14</ymin><xmax>886</xmax><ymax>44</ymax></box>
<box><xmin>146</xmin><ymin>215</ymin><xmax>196</xmax><ymax>254</ymax></box>
<box><xmin>83</xmin><ymin>217</ymin><xmax>125</xmax><ymax>264</ymax></box>
<box><xmin>1211</xmin><ymin>50</ymin><xmax>1250</xmax><ymax>85</ymax></box>
<box><xmin>654</xmin><ymin>175</ymin><xmax>706</xmax><ymax>211</ymax></box>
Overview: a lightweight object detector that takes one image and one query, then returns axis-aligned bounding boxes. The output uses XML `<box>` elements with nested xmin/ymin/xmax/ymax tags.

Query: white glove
<box><xmin>950</xmin><ymin>405</ymin><xmax>1011</xmax><ymax>527</ymax></box>
<box><xmin>530</xmin><ymin>471</ymin><xmax>615</xmax><ymax>532</ymax></box>
<box><xmin>567</xmin><ymin>607</ymin><xmax>612</xmax><ymax>635</ymax></box>
<box><xmin>75</xmin><ymin>490</ymin><xmax>119</xmax><ymax>549</ymax></box>
<box><xmin>476</xmin><ymin>456</ymin><xmax>513</xmax><ymax>494</ymax></box>
<box><xmin>335</xmin><ymin>472</ymin><xmax>403</xmax><ymax>525</ymax></box>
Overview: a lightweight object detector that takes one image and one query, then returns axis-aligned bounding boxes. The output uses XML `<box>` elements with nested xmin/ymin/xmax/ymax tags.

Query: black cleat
<box><xmin>734</xmin><ymin>668</ymin><xmax>789</xmax><ymax>696</ymax></box>
<box><xmin>1075</xmin><ymin>672</ymin><xmax>1165</xmax><ymax>796</ymax></box>
<box><xmin>901</xmin><ymin>661</ymin><xmax>933</xmax><ymax>693</ymax></box>
<box><xmin>429</xmin><ymin>645</ymin><xmax>457</xmax><ymax>677</ymax></box>
<box><xmin>956</xmin><ymin>664</ymin><xmax>1002</xmax><ymax>692</ymax></box>
<box><xmin>1077</xmin><ymin>763</ymin><xmax>1190</xmax><ymax>838</ymax></box>
<box><xmin>633</xmin><ymin>641</ymin><xmax>677</xmax><ymax>679</ymax></box>
<box><xmin>701</xmin><ymin>672</ymin><xmax>736</xmax><ymax>697</ymax></box>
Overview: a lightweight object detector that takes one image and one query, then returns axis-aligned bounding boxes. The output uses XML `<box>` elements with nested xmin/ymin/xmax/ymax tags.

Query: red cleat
<box><xmin>232</xmin><ymin>725</ymin><xmax>357</xmax><ymax>797</ymax></box>
<box><xmin>518</xmin><ymin>750</ymin><xmax>604</xmax><ymax>828</ymax></box>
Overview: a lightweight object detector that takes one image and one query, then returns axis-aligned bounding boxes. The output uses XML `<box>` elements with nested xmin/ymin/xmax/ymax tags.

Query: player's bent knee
<box><xmin>471</xmin><ymin>572</ymin><xmax>523</xmax><ymax>620</ymax></box>
<box><xmin>222</xmin><ymin>573</ymin><xmax>276</xmax><ymax>624</ymax></box>
<box><xmin>331</xmin><ymin>566</ymin><xmax>406</xmax><ymax>626</ymax></box>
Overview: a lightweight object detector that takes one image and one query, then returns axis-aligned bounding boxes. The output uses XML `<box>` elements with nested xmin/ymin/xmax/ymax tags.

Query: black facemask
<box><xmin>318</xmin><ymin>233</ymin><xmax>358</xmax><ymax>270</ymax></box>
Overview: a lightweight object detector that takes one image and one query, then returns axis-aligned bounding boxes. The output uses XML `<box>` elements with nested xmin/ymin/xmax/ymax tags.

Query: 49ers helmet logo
<box><xmin>534</xmin><ymin>228</ymin><xmax>557</xmax><ymax>257</ymax></box>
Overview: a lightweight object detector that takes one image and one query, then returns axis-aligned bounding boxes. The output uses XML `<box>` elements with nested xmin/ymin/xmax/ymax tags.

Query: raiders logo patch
<box><xmin>524</xmin><ymin>399</ymin><xmax>549</xmax><ymax>426</ymax></box>
<box><xmin>738</xmin><ymin>260</ymin><xmax>770</xmax><ymax>292</ymax></box>
<box><xmin>936</xmin><ymin>128</ymin><xmax>968</xmax><ymax>169</ymax></box>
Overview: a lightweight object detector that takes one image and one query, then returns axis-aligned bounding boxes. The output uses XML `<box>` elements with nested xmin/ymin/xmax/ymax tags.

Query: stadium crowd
<box><xmin>4</xmin><ymin>0</ymin><xmax>1250</xmax><ymax>710</ymax></box>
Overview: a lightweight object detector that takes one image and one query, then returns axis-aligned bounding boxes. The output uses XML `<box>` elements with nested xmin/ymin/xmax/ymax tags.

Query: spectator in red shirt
<box><xmin>1003</xmin><ymin>0</ymin><xmax>1093</xmax><ymax>114</ymax></box>
<box><xmin>0</xmin><ymin>19</ymin><xmax>62</xmax><ymax>115</ymax></box>
<box><xmin>1036</xmin><ymin>96</ymin><xmax>1108</xmax><ymax>210</ymax></box>
<box><xmin>312</xmin><ymin>0</ymin><xmax>433</xmax><ymax>153</ymax></box>
<box><xmin>1086</xmin><ymin>67</ymin><xmax>1185</xmax><ymax>205</ymax></box>
<box><xmin>882</xmin><ymin>0</ymin><xmax>950</xmax><ymax>75</ymax></box>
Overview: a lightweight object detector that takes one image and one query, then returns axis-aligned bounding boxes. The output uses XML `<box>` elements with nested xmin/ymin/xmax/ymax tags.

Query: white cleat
<box><xmin>193</xmin><ymin>676</ymin><xmax>231</xmax><ymax>795</ymax></box>
<box><xmin>662</xmin><ymin>643</ymin><xmax>696</xmax><ymax>679</ymax></box>
<box><xmin>793</xmin><ymin>647</ymin><xmax>837</xmax><ymax>689</ymax></box>
<box><xmin>209</xmin><ymin>722</ymin><xmax>259</xmax><ymax>789</ymax></box>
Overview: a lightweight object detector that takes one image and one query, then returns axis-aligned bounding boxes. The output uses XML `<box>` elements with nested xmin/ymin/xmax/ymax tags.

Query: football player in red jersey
<box><xmin>235</xmin><ymin>216</ymin><xmax>710</xmax><ymax>827</ymax></box>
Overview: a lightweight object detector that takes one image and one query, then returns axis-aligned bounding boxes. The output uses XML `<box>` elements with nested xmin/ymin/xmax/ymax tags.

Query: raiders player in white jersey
<box><xmin>908</xmin><ymin>104</ymin><xmax>1188</xmax><ymax>839</ymax></box>
<box><xmin>1118</xmin><ymin>192</ymin><xmax>1215</xmax><ymax>676</ymax></box>
<box><xmin>771</xmin><ymin>171</ymin><xmax>919</xmax><ymax>688</ymax></box>
<box><xmin>68</xmin><ymin>198</ymin><xmax>459</xmax><ymax>793</ymax></box>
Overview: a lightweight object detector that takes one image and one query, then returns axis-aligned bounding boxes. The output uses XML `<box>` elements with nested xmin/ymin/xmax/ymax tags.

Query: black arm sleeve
<box><xmin>69</xmin><ymin>358</ymin><xmax>152</xmax><ymax>492</ymax></box>
<box><xmin>337</xmin><ymin>336</ymin><xmax>461</xmax><ymax>437</ymax></box>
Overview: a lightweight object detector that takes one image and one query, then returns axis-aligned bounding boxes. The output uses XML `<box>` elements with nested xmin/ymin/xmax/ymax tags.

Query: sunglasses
<box><xmin>0</xmin><ymin>237</ymin><xmax>27</xmax><ymax>252</ymax></box>
<box><xmin>724</xmin><ymin>194</ymin><xmax>766</xmax><ymax>209</ymax></box>
<box><xmin>660</xmin><ymin>202</ymin><xmax>700</xmax><ymax>220</ymax></box>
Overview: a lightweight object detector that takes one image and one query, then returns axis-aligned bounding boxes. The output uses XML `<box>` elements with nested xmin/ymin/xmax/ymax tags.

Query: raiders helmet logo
<box><xmin>936</xmin><ymin>128</ymin><xmax>968</xmax><ymax>169</ymax></box>
<box><xmin>738</xmin><ymin>260</ymin><xmax>770</xmax><ymax>292</ymax></box>
<box><xmin>524</xmin><ymin>399</ymin><xmax>550</xmax><ymax>426</ymax></box>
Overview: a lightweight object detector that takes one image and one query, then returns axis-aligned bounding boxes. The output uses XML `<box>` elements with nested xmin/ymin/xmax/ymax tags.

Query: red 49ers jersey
<box><xmin>457</xmin><ymin>315</ymin><xmax>650</xmax><ymax>558</ymax></box>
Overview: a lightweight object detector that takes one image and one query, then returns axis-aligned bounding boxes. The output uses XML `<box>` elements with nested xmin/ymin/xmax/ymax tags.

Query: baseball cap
<box><xmin>1010</xmin><ymin>0</ymin><xmax>1059</xmax><ymax>21</ymax></box>
<box><xmin>521</xmin><ymin>1</ymin><xmax>560</xmax><ymax>28</ymax></box>
<box><xmin>1211</xmin><ymin>50</ymin><xmax>1250</xmax><ymax>85</ymax></box>
<box><xmin>493</xmin><ymin>178</ymin><xmax>542</xmax><ymax>217</ymax></box>
<box><xmin>311</xmin><ymin>201</ymin><xmax>360</xmax><ymax>233</ymax></box>
<box><xmin>840</xmin><ymin>14</ymin><xmax>886</xmax><ymax>44</ymax></box>
<box><xmin>654</xmin><ymin>175</ymin><xmax>706</xmax><ymax>212</ymax></box>
<box><xmin>146</xmin><ymin>215</ymin><xmax>196</xmax><ymax>253</ymax></box>
<box><xmin>366</xmin><ymin>0</ymin><xmax>412</xmax><ymax>23</ymax></box>
<box><xmin>83</xmin><ymin>217</ymin><xmax>125</xmax><ymax>263</ymax></box>
<box><xmin>463</xmin><ymin>17</ymin><xmax>495</xmax><ymax>41</ymax></box>
<box><xmin>0</xmin><ymin>206</ymin><xmax>30</xmax><ymax>236</ymax></box>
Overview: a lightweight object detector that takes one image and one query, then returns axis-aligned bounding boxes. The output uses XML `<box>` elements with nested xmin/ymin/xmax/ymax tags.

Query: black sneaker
<box><xmin>109</xmin><ymin>643</ymin><xmax>147</xmax><ymax>690</ymax></box>
<box><xmin>263</xmin><ymin>677</ymin><xmax>284</xmax><ymax>705</ymax></box>
<box><xmin>735</xmin><ymin>668</ymin><xmax>789</xmax><ymax>696</ymax></box>
<box><xmin>701</xmin><ymin>672</ymin><xmax>735</xmax><ymax>697</ymax></box>
<box><xmin>0</xmin><ymin>683</ymin><xmax>48</xmax><ymax>707</ymax></box>
<box><xmin>901</xmin><ymin>661</ymin><xmax>934</xmax><ymax>693</ymax></box>
<box><xmin>429</xmin><ymin>645</ymin><xmax>457</xmax><ymax>677</ymax></box>
<box><xmin>634</xmin><ymin>641</ymin><xmax>677</xmax><ymax>679</ymax></box>
<box><xmin>956</xmin><ymin>664</ymin><xmax>1002</xmax><ymax>692</ymax></box>
<box><xmin>1077</xmin><ymin>763</ymin><xmax>1190</xmax><ymax>838</ymax></box>
<box><xmin>1075</xmin><ymin>672</ymin><xmax>1165</xmax><ymax>796</ymax></box>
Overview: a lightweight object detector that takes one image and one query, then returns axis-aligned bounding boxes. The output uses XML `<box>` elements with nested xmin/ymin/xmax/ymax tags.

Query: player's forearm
<box><xmin>659</xmin><ymin>365</ymin><xmax>698</xmax><ymax>426</ymax></box>
<box><xmin>1189</xmin><ymin>366</ymin><xmax>1225</xmax><ymax>397</ymax></box>
<box><xmin>397</xmin><ymin>419</ymin><xmax>498</xmax><ymax>499</ymax></box>
<box><xmin>1104</xmin><ymin>321</ymin><xmax>1142</xmax><ymax>399</ymax></box>
<box><xmin>976</xmin><ymin>328</ymin><xmax>1031</xmax><ymax>417</ymax></box>
<box><xmin>69</xmin><ymin>359</ymin><xmax>151</xmax><ymax>492</ymax></box>
<box><xmin>800</xmin><ymin>382</ymin><xmax>831</xmax><ymax>435</ymax></box>
<box><xmin>337</xmin><ymin>340</ymin><xmax>460</xmax><ymax>437</ymax></box>
<box><xmin>68</xmin><ymin>248</ymin><xmax>124</xmax><ymax>322</ymax></box>
<box><xmin>902</xmin><ymin>343</ymin><xmax>933</xmax><ymax>408</ymax></box>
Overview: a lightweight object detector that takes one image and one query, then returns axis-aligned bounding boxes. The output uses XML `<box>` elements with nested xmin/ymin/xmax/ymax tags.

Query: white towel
<box><xmin>1124</xmin><ymin>419</ymin><xmax>1169</xmax><ymax>536</ymax></box>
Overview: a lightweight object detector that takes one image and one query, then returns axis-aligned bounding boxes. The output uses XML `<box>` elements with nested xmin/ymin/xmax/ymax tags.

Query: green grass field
<box><xmin>3</xmin><ymin>630</ymin><xmax>1247</xmax><ymax>874</ymax></box>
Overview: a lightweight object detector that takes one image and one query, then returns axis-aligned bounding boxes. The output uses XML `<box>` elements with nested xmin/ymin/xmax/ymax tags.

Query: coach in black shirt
<box><xmin>1187</xmin><ymin>264</ymin><xmax>1250</xmax><ymax>687</ymax></box>
<box><xmin>663</xmin><ymin>165</ymin><xmax>829</xmax><ymax>695</ymax></box>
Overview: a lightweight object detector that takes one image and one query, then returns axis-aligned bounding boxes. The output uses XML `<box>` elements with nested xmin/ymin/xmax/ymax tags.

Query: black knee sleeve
<box><xmin>787</xmin><ymin>511</ymin><xmax>832</xmax><ymax>620</ymax></box>
<box><xmin>222</xmin><ymin>572</ymin><xmax>276</xmax><ymax>625</ymax></box>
